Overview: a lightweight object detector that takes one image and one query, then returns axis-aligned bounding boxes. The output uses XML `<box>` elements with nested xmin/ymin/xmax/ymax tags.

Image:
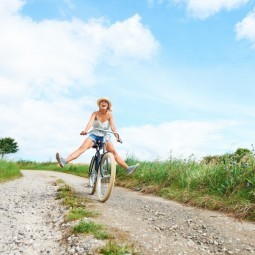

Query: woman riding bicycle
<box><xmin>56</xmin><ymin>97</ymin><xmax>139</xmax><ymax>175</ymax></box>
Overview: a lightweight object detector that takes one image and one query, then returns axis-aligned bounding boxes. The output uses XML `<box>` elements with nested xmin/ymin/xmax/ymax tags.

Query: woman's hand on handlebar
<box><xmin>117</xmin><ymin>137</ymin><xmax>123</xmax><ymax>144</ymax></box>
<box><xmin>80</xmin><ymin>131</ymin><xmax>87</xmax><ymax>135</ymax></box>
<box><xmin>114</xmin><ymin>133</ymin><xmax>122</xmax><ymax>143</ymax></box>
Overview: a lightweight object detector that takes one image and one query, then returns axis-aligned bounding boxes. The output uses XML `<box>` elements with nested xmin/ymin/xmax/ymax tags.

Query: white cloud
<box><xmin>148</xmin><ymin>0</ymin><xmax>249</xmax><ymax>19</ymax></box>
<box><xmin>0</xmin><ymin>0</ymin><xmax>159</xmax><ymax>162</ymax></box>
<box><xmin>235</xmin><ymin>11</ymin><xmax>255</xmax><ymax>47</ymax></box>
<box><xmin>0</xmin><ymin>0</ymin><xmax>26</xmax><ymax>16</ymax></box>
<box><xmin>104</xmin><ymin>14</ymin><xmax>159</xmax><ymax>60</ymax></box>
<box><xmin>118</xmin><ymin>120</ymin><xmax>239</xmax><ymax>161</ymax></box>
<box><xmin>1</xmin><ymin>96</ymin><xmax>96</xmax><ymax>162</ymax></box>
<box><xmin>173</xmin><ymin>0</ymin><xmax>249</xmax><ymax>19</ymax></box>
<box><xmin>0</xmin><ymin>0</ymin><xmax>159</xmax><ymax>98</ymax></box>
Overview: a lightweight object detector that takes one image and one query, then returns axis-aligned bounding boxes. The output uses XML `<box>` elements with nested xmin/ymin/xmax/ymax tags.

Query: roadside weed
<box><xmin>100</xmin><ymin>241</ymin><xmax>142</xmax><ymax>255</ymax></box>
<box><xmin>73</xmin><ymin>220</ymin><xmax>111</xmax><ymax>240</ymax></box>
<box><xmin>67</xmin><ymin>207</ymin><xmax>98</xmax><ymax>221</ymax></box>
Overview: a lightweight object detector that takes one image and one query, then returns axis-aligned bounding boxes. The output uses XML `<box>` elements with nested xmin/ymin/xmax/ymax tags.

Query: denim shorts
<box><xmin>89</xmin><ymin>134</ymin><xmax>105</xmax><ymax>145</ymax></box>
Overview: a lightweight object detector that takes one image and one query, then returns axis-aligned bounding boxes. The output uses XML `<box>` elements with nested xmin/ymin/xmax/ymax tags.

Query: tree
<box><xmin>0</xmin><ymin>137</ymin><xmax>19</xmax><ymax>159</ymax></box>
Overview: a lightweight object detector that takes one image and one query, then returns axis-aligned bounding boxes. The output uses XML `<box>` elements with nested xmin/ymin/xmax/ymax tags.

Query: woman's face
<box><xmin>99</xmin><ymin>100</ymin><xmax>109</xmax><ymax>110</ymax></box>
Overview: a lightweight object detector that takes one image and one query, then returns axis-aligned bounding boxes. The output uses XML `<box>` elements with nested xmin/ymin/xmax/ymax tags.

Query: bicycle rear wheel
<box><xmin>87</xmin><ymin>156</ymin><xmax>97</xmax><ymax>195</ymax></box>
<box><xmin>97</xmin><ymin>152</ymin><xmax>116</xmax><ymax>202</ymax></box>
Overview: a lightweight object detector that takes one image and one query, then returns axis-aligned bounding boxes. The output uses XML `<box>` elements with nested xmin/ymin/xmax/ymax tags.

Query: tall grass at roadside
<box><xmin>116</xmin><ymin>149</ymin><xmax>255</xmax><ymax>220</ymax></box>
<box><xmin>17</xmin><ymin>160</ymin><xmax>89</xmax><ymax>177</ymax></box>
<box><xmin>0</xmin><ymin>159</ymin><xmax>21</xmax><ymax>182</ymax></box>
<box><xmin>116</xmin><ymin>156</ymin><xmax>203</xmax><ymax>192</ymax></box>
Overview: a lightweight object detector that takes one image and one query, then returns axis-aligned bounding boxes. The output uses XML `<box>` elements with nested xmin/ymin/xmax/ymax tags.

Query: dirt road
<box><xmin>0</xmin><ymin>170</ymin><xmax>255</xmax><ymax>255</ymax></box>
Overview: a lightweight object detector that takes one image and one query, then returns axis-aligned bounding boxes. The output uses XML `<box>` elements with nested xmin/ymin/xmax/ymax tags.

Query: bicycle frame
<box><xmin>88</xmin><ymin>128</ymin><xmax>119</xmax><ymax>179</ymax></box>
<box><xmin>93</xmin><ymin>141</ymin><xmax>106</xmax><ymax>178</ymax></box>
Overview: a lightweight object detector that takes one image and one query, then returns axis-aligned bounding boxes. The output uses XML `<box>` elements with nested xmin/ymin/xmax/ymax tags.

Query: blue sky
<box><xmin>1</xmin><ymin>0</ymin><xmax>255</xmax><ymax>163</ymax></box>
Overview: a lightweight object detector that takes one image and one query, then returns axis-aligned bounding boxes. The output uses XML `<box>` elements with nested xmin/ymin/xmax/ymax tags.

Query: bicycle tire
<box><xmin>87</xmin><ymin>156</ymin><xmax>97</xmax><ymax>195</ymax></box>
<box><xmin>96</xmin><ymin>152</ymin><xmax>116</xmax><ymax>202</ymax></box>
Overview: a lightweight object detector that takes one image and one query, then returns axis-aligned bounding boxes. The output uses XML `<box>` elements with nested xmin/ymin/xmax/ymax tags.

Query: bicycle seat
<box><xmin>92</xmin><ymin>141</ymin><xmax>104</xmax><ymax>149</ymax></box>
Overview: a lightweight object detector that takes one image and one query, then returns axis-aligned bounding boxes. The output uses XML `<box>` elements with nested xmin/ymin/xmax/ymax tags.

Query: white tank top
<box><xmin>91</xmin><ymin>118</ymin><xmax>110</xmax><ymax>136</ymax></box>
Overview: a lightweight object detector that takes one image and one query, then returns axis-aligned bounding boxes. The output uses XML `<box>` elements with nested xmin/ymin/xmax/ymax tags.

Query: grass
<box><xmin>100</xmin><ymin>241</ymin><xmax>141</xmax><ymax>255</ymax></box>
<box><xmin>67</xmin><ymin>207</ymin><xmax>98</xmax><ymax>221</ymax></box>
<box><xmin>73</xmin><ymin>220</ymin><xmax>111</xmax><ymax>239</ymax></box>
<box><xmin>0</xmin><ymin>159</ymin><xmax>21</xmax><ymax>182</ymax></box>
<box><xmin>55</xmin><ymin>182</ymin><xmax>97</xmax><ymax>217</ymax></box>
<box><xmin>17</xmin><ymin>159</ymin><xmax>89</xmax><ymax>177</ymax></box>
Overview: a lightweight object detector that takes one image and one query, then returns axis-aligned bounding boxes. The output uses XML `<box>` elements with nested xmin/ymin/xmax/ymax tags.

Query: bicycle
<box><xmin>85</xmin><ymin>128</ymin><xmax>121</xmax><ymax>202</ymax></box>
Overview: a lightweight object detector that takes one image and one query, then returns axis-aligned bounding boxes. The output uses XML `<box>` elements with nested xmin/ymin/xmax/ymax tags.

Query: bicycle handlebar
<box><xmin>82</xmin><ymin>128</ymin><xmax>122</xmax><ymax>143</ymax></box>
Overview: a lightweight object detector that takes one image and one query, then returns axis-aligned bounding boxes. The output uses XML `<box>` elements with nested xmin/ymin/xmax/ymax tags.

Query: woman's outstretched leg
<box><xmin>106</xmin><ymin>141</ymin><xmax>139</xmax><ymax>175</ymax></box>
<box><xmin>56</xmin><ymin>138</ymin><xmax>94</xmax><ymax>167</ymax></box>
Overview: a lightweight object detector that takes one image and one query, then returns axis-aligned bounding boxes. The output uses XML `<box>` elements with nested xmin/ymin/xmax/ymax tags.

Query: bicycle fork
<box><xmin>95</xmin><ymin>149</ymin><xmax>101</xmax><ymax>178</ymax></box>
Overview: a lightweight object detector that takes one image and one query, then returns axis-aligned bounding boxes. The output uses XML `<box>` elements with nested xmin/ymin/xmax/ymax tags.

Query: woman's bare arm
<box><xmin>80</xmin><ymin>112</ymin><xmax>96</xmax><ymax>135</ymax></box>
<box><xmin>109</xmin><ymin>113</ymin><xmax>122</xmax><ymax>141</ymax></box>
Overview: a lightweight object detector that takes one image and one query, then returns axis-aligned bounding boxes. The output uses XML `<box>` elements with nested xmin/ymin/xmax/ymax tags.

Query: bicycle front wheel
<box><xmin>97</xmin><ymin>152</ymin><xmax>116</xmax><ymax>202</ymax></box>
<box><xmin>87</xmin><ymin>156</ymin><xmax>97</xmax><ymax>195</ymax></box>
